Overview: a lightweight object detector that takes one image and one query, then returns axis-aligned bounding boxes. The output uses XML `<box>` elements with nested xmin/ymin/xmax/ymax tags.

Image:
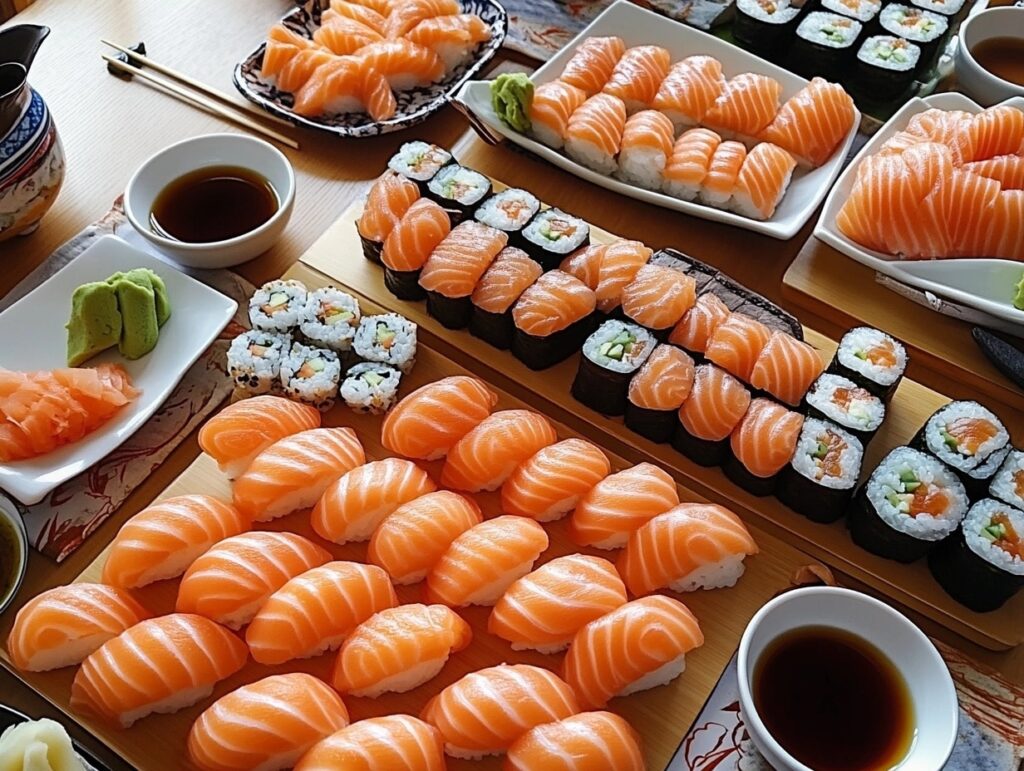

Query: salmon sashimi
<box><xmin>102</xmin><ymin>495</ymin><xmax>249</xmax><ymax>589</ymax></box>
<box><xmin>966</xmin><ymin>105</ymin><xmax>1024</xmax><ymax>162</ymax></box>
<box><xmin>731</xmin><ymin>142</ymin><xmax>797</xmax><ymax>221</ymax></box>
<box><xmin>276</xmin><ymin>47</ymin><xmax>335</xmax><ymax>93</ymax></box>
<box><xmin>187</xmin><ymin>674</ymin><xmax>350</xmax><ymax>771</ymax></box>
<box><xmin>328</xmin><ymin>1</ymin><xmax>388</xmax><ymax>35</ymax></box>
<box><xmin>421</xmin><ymin>664</ymin><xmax>580</xmax><ymax>759</ymax></box>
<box><xmin>295</xmin><ymin>715</ymin><xmax>445</xmax><ymax>771</ymax></box>
<box><xmin>175</xmin><ymin>532</ymin><xmax>331</xmax><ymax>630</ymax></box>
<box><xmin>383</xmin><ymin>0</ymin><xmax>460</xmax><ymax>39</ymax></box>
<box><xmin>332</xmin><ymin>604</ymin><xmax>472</xmax><ymax>697</ymax></box>
<box><xmin>292</xmin><ymin>55</ymin><xmax>397</xmax><ymax>121</ymax></box>
<box><xmin>419</xmin><ymin>220</ymin><xmax>508</xmax><ymax>298</ymax></box>
<box><xmin>837</xmin><ymin>151</ymin><xmax>927</xmax><ymax>255</ymax></box>
<box><xmin>529</xmin><ymin>80</ymin><xmax>588</xmax><ymax>150</ymax></box>
<box><xmin>652</xmin><ymin>55</ymin><xmax>726</xmax><ymax>131</ymax></box>
<box><xmin>701</xmin><ymin>140</ymin><xmax>747</xmax><ymax>207</ymax></box>
<box><xmin>628</xmin><ymin>345</ymin><xmax>696</xmax><ymax>412</ymax></box>
<box><xmin>748</xmin><ymin>331</ymin><xmax>825</xmax><ymax>406</ymax></box>
<box><xmin>426</xmin><ymin>516</ymin><xmax>549</xmax><ymax>607</ymax></box>
<box><xmin>559</xmin><ymin>36</ymin><xmax>626</xmax><ymax>96</ymax></box>
<box><xmin>618</xmin><ymin>503</ymin><xmax>759</xmax><ymax>595</ymax></box>
<box><xmin>663</xmin><ymin>128</ymin><xmax>723</xmax><ymax>201</ymax></box>
<box><xmin>974</xmin><ymin>189</ymin><xmax>1024</xmax><ymax>260</ymax></box>
<box><xmin>471</xmin><ymin>247</ymin><xmax>544</xmax><ymax>315</ymax></box>
<box><xmin>261</xmin><ymin>26</ymin><xmax>313</xmax><ymax>84</ymax></box>
<box><xmin>354</xmin><ymin>39</ymin><xmax>444</xmax><ymax>89</ymax></box>
<box><xmin>357</xmin><ymin>171</ymin><xmax>421</xmax><ymax>244</ymax></box>
<box><xmin>500</xmin><ymin>438</ymin><xmax>611</xmax><ymax>522</ymax></box>
<box><xmin>245</xmin><ymin>561</ymin><xmax>397</xmax><ymax>666</ymax></box>
<box><xmin>313</xmin><ymin>15</ymin><xmax>383</xmax><ymax>55</ymax></box>
<box><xmin>565</xmin><ymin>93</ymin><xmax>628</xmax><ymax>175</ymax></box>
<box><xmin>759</xmin><ymin>77</ymin><xmax>856</xmax><ymax>168</ymax></box>
<box><xmin>559</xmin><ymin>243</ymin><xmax>605</xmax><ymax>291</ymax></box>
<box><xmin>704</xmin><ymin>312</ymin><xmax>773</xmax><ymax>381</ymax></box>
<box><xmin>368</xmin><ymin>490</ymin><xmax>482</xmax><ymax>584</ymax></box>
<box><xmin>668</xmin><ymin>293</ymin><xmax>731</xmax><ymax>353</ymax></box>
<box><xmin>487</xmin><ymin>554</ymin><xmax>627</xmax><ymax>654</ymax></box>
<box><xmin>382</xmin><ymin>197</ymin><xmax>452</xmax><ymax>273</ymax></box>
<box><xmin>702</xmin><ymin>73</ymin><xmax>782</xmax><ymax>141</ymax></box>
<box><xmin>341</xmin><ymin>0</ymin><xmax>393</xmax><ymax>12</ymax></box>
<box><xmin>963</xmin><ymin>155</ymin><xmax>1024</xmax><ymax>189</ymax></box>
<box><xmin>405</xmin><ymin>14</ymin><xmax>491</xmax><ymax>72</ymax></box>
<box><xmin>232</xmin><ymin>427</ymin><xmax>365</xmax><ymax>522</ymax></box>
<box><xmin>621</xmin><ymin>264</ymin><xmax>697</xmax><ymax>331</ymax></box>
<box><xmin>440</xmin><ymin>409</ymin><xmax>557</xmax><ymax>492</ymax></box>
<box><xmin>7</xmin><ymin>584</ymin><xmax>150</xmax><ymax>673</ymax></box>
<box><xmin>730</xmin><ymin>398</ymin><xmax>805</xmax><ymax>479</ymax></box>
<box><xmin>601</xmin><ymin>45</ymin><xmax>671</xmax><ymax>113</ymax></box>
<box><xmin>381</xmin><ymin>375</ymin><xmax>497</xmax><ymax>460</ymax></box>
<box><xmin>889</xmin><ymin>108</ymin><xmax>974</xmax><ymax>164</ymax></box>
<box><xmin>678</xmin><ymin>364</ymin><xmax>752</xmax><ymax>442</ymax></box>
<box><xmin>505</xmin><ymin>711</ymin><xmax>645</xmax><ymax>771</ymax></box>
<box><xmin>617</xmin><ymin>110</ymin><xmax>675</xmax><ymax>190</ymax></box>
<box><xmin>568</xmin><ymin>463</ymin><xmax>680</xmax><ymax>550</ymax></box>
<box><xmin>511</xmin><ymin>271</ymin><xmax>597</xmax><ymax>339</ymax></box>
<box><xmin>198</xmin><ymin>395</ymin><xmax>321</xmax><ymax>479</ymax></box>
<box><xmin>70</xmin><ymin>614</ymin><xmax>248</xmax><ymax>728</ymax></box>
<box><xmin>594</xmin><ymin>240</ymin><xmax>651</xmax><ymax>313</ymax></box>
<box><xmin>562</xmin><ymin>596</ymin><xmax>704</xmax><ymax>709</ymax></box>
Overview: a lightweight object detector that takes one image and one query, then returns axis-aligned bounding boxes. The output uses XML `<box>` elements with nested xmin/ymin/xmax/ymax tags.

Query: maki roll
<box><xmin>822</xmin><ymin>0</ymin><xmax>881</xmax><ymax>22</ymax></box>
<box><xmin>913</xmin><ymin>400</ymin><xmax>1010</xmax><ymax>498</ymax></box>
<box><xmin>280</xmin><ymin>342</ymin><xmax>342</xmax><ymax>411</ymax></box>
<box><xmin>340</xmin><ymin>362</ymin><xmax>402</xmax><ymax>415</ymax></box>
<box><xmin>572</xmin><ymin>320</ymin><xmax>657</xmax><ymax>416</ymax></box>
<box><xmin>910</xmin><ymin>0</ymin><xmax>967</xmax><ymax>20</ymax></box>
<box><xmin>620</xmin><ymin>264</ymin><xmax>697</xmax><ymax>340</ymax></box>
<box><xmin>674</xmin><ymin>364</ymin><xmax>752</xmax><ymax>467</ymax></box>
<box><xmin>426</xmin><ymin>164</ymin><xmax>491</xmax><ymax>223</ymax></box>
<box><xmin>990</xmin><ymin>450</ymin><xmax>1024</xmax><ymax>512</ymax></box>
<box><xmin>387</xmin><ymin>140</ymin><xmax>454</xmax><ymax>193</ymax></box>
<box><xmin>625</xmin><ymin>345</ymin><xmax>696</xmax><ymax>443</ymax></box>
<box><xmin>804</xmin><ymin>373</ymin><xmax>886</xmax><ymax>445</ymax></box>
<box><xmin>357</xmin><ymin>172</ymin><xmax>420</xmax><ymax>264</ymax></box>
<box><xmin>469</xmin><ymin>247</ymin><xmax>543</xmax><ymax>350</ymax></box>
<box><xmin>724</xmin><ymin>398</ymin><xmax>804</xmax><ymax>497</ymax></box>
<box><xmin>353</xmin><ymin>314</ymin><xmax>418</xmax><ymax>374</ymax></box>
<box><xmin>419</xmin><ymin>221</ymin><xmax>507</xmax><ymax>329</ymax></box>
<box><xmin>777</xmin><ymin>418</ymin><xmax>864</xmax><ymax>523</ymax></box>
<box><xmin>249</xmin><ymin>279</ymin><xmax>307</xmax><ymax>333</ymax></box>
<box><xmin>734</xmin><ymin>0</ymin><xmax>804</xmax><ymax>59</ymax></box>
<box><xmin>828</xmin><ymin>327</ymin><xmax>907</xmax><ymax>400</ymax></box>
<box><xmin>854</xmin><ymin>36</ymin><xmax>921</xmax><ymax>101</ymax></box>
<box><xmin>381</xmin><ymin>198</ymin><xmax>452</xmax><ymax>301</ymax></box>
<box><xmin>789</xmin><ymin>12</ymin><xmax>863</xmax><ymax>81</ymax></box>
<box><xmin>848</xmin><ymin>446</ymin><xmax>968</xmax><ymax>563</ymax></box>
<box><xmin>520</xmin><ymin>208</ymin><xmax>591</xmax><ymax>272</ymax></box>
<box><xmin>474</xmin><ymin>188</ymin><xmax>541</xmax><ymax>244</ymax></box>
<box><xmin>512</xmin><ymin>271</ymin><xmax>597</xmax><ymax>370</ymax></box>
<box><xmin>227</xmin><ymin>330</ymin><xmax>290</xmax><ymax>397</ymax></box>
<box><xmin>297</xmin><ymin>287</ymin><xmax>360</xmax><ymax>353</ymax></box>
<box><xmin>928</xmin><ymin>499</ymin><xmax>1024</xmax><ymax>612</ymax></box>
<box><xmin>878</xmin><ymin>5</ymin><xmax>948</xmax><ymax>69</ymax></box>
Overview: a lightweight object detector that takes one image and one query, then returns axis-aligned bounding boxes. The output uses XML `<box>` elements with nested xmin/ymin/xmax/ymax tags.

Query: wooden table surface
<box><xmin>1</xmin><ymin>1</ymin><xmax>1022</xmax><ymax>767</ymax></box>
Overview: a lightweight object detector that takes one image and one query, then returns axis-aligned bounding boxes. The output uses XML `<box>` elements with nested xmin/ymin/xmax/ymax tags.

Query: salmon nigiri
<box><xmin>664</xmin><ymin>128</ymin><xmax>722</xmax><ymax>201</ymax></box>
<box><xmin>568</xmin><ymin>463</ymin><xmax>680</xmax><ymax>549</ymax></box>
<box><xmin>199</xmin><ymin>396</ymin><xmax>321</xmax><ymax>479</ymax></box>
<box><xmin>652</xmin><ymin>55</ymin><xmax>726</xmax><ymax>131</ymax></box>
<box><xmin>354</xmin><ymin>39</ymin><xmax>444</xmax><ymax>90</ymax></box>
<box><xmin>102</xmin><ymin>495</ymin><xmax>249</xmax><ymax>589</ymax></box>
<box><xmin>511</xmin><ymin>271</ymin><xmax>597</xmax><ymax>366</ymax></box>
<box><xmin>701</xmin><ymin>140</ymin><xmax>747</xmax><ymax>207</ymax></box>
<box><xmin>488</xmin><ymin>554</ymin><xmax>627</xmax><ymax>653</ymax></box>
<box><xmin>618</xmin><ymin>503</ymin><xmax>759</xmax><ymax>595</ymax></box>
<box><xmin>381</xmin><ymin>195</ymin><xmax>452</xmax><ymax>280</ymax></box>
<box><xmin>313</xmin><ymin>15</ymin><xmax>383</xmax><ymax>55</ymax></box>
<box><xmin>593</xmin><ymin>240</ymin><xmax>651</xmax><ymax>313</ymax></box>
<box><xmin>703</xmin><ymin>73</ymin><xmax>782</xmax><ymax>142</ymax></box>
<box><xmin>406</xmin><ymin>14</ymin><xmax>491</xmax><ymax>72</ymax></box>
<box><xmin>440</xmin><ymin>410</ymin><xmax>557</xmax><ymax>491</ymax></box>
<box><xmin>7</xmin><ymin>584</ymin><xmax>150</xmax><ymax>672</ymax></box>
<box><xmin>669</xmin><ymin>293</ymin><xmax>731</xmax><ymax>353</ymax></box>
<box><xmin>617</xmin><ymin>109</ymin><xmax>675</xmax><ymax>190</ymax></box>
<box><xmin>621</xmin><ymin>264</ymin><xmax>697</xmax><ymax>333</ymax></box>
<box><xmin>529</xmin><ymin>80</ymin><xmax>588</xmax><ymax>150</ymax></box>
<box><xmin>506</xmin><ymin>712</ymin><xmax>645</xmax><ymax>771</ymax></box>
<box><xmin>296</xmin><ymin>715</ymin><xmax>445</xmax><ymax>771</ymax></box>
<box><xmin>332</xmin><ymin>604</ymin><xmax>471</xmax><ymax>697</ymax></box>
<box><xmin>749</xmin><ymin>330</ymin><xmax>824</xmax><ymax>406</ymax></box>
<box><xmin>175</xmin><ymin>532</ymin><xmax>331</xmax><ymax>630</ymax></box>
<box><xmin>727</xmin><ymin>398</ymin><xmax>804</xmax><ymax>494</ymax></box>
<box><xmin>565</xmin><ymin>93</ymin><xmax>628</xmax><ymax>175</ymax></box>
<box><xmin>676</xmin><ymin>364</ymin><xmax>752</xmax><ymax>465</ymax></box>
<box><xmin>381</xmin><ymin>375</ymin><xmax>497</xmax><ymax>460</ymax></box>
<box><xmin>562</xmin><ymin>596</ymin><xmax>704</xmax><ymax>709</ymax></box>
<box><xmin>760</xmin><ymin>77</ymin><xmax>855</xmax><ymax>168</ymax></box>
<box><xmin>602</xmin><ymin>45</ymin><xmax>671</xmax><ymax>113</ymax></box>
<box><xmin>500</xmin><ymin>438</ymin><xmax>611</xmax><ymax>521</ymax></box>
<box><xmin>245</xmin><ymin>561</ymin><xmax>398</xmax><ymax>665</ymax></box>
<box><xmin>383</xmin><ymin>0</ymin><xmax>460</xmax><ymax>39</ymax></box>
<box><xmin>704</xmin><ymin>312</ymin><xmax>773</xmax><ymax>381</ymax></box>
<box><xmin>261</xmin><ymin>25</ymin><xmax>313</xmax><ymax>85</ymax></box>
<box><xmin>232</xmin><ymin>427</ymin><xmax>365</xmax><ymax>522</ymax></box>
<box><xmin>731</xmin><ymin>142</ymin><xmax>797</xmax><ymax>220</ymax></box>
<box><xmin>328</xmin><ymin>1</ymin><xmax>388</xmax><ymax>35</ymax></box>
<box><xmin>311</xmin><ymin>458</ymin><xmax>436</xmax><ymax>544</ymax></box>
<box><xmin>559</xmin><ymin>36</ymin><xmax>625</xmax><ymax>96</ymax></box>
<box><xmin>70</xmin><ymin>614</ymin><xmax>248</xmax><ymax>728</ymax></box>
<box><xmin>426</xmin><ymin>516</ymin><xmax>549</xmax><ymax>607</ymax></box>
<box><xmin>357</xmin><ymin>171</ymin><xmax>421</xmax><ymax>249</ymax></box>
<box><xmin>293</xmin><ymin>56</ymin><xmax>397</xmax><ymax>121</ymax></box>
<box><xmin>276</xmin><ymin>47</ymin><xmax>335</xmax><ymax>93</ymax></box>
<box><xmin>187</xmin><ymin>674</ymin><xmax>350</xmax><ymax>771</ymax></box>
<box><xmin>421</xmin><ymin>664</ymin><xmax>580</xmax><ymax>759</ymax></box>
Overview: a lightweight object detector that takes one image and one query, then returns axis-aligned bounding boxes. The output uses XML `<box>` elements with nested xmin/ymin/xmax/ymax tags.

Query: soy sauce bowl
<box><xmin>124</xmin><ymin>133</ymin><xmax>295</xmax><ymax>269</ymax></box>
<box><xmin>737</xmin><ymin>587</ymin><xmax>958</xmax><ymax>771</ymax></box>
<box><xmin>0</xmin><ymin>493</ymin><xmax>28</xmax><ymax>615</ymax></box>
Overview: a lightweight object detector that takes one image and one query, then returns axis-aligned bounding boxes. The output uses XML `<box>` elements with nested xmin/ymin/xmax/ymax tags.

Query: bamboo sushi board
<box><xmin>303</xmin><ymin>201</ymin><xmax>1024</xmax><ymax>651</ymax></box>
<box><xmin>0</xmin><ymin>269</ymin><xmax>825</xmax><ymax>771</ymax></box>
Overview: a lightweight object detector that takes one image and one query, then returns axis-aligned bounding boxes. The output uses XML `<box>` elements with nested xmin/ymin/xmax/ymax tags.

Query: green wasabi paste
<box><xmin>491</xmin><ymin>73</ymin><xmax>533</xmax><ymax>133</ymax></box>
<box><xmin>1014</xmin><ymin>271</ymin><xmax>1024</xmax><ymax>311</ymax></box>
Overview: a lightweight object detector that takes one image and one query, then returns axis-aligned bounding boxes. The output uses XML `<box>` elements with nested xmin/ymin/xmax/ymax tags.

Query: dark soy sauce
<box><xmin>971</xmin><ymin>37</ymin><xmax>1024</xmax><ymax>87</ymax></box>
<box><xmin>753</xmin><ymin>626</ymin><xmax>915</xmax><ymax>771</ymax></box>
<box><xmin>150</xmin><ymin>165</ymin><xmax>278</xmax><ymax>243</ymax></box>
<box><xmin>0</xmin><ymin>516</ymin><xmax>21</xmax><ymax>602</ymax></box>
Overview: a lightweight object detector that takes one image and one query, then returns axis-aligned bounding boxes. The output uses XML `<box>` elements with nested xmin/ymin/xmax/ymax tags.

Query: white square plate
<box><xmin>453</xmin><ymin>0</ymin><xmax>860</xmax><ymax>240</ymax></box>
<box><xmin>0</xmin><ymin>236</ymin><xmax>237</xmax><ymax>504</ymax></box>
<box><xmin>814</xmin><ymin>92</ymin><xmax>1024</xmax><ymax>328</ymax></box>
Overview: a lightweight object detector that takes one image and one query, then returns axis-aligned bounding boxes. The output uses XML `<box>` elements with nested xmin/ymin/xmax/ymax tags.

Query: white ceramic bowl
<box><xmin>0</xmin><ymin>493</ymin><xmax>28</xmax><ymax>615</ymax></box>
<box><xmin>124</xmin><ymin>133</ymin><xmax>295</xmax><ymax>269</ymax></box>
<box><xmin>956</xmin><ymin>7</ymin><xmax>1024</xmax><ymax>107</ymax></box>
<box><xmin>738</xmin><ymin>587</ymin><xmax>958</xmax><ymax>771</ymax></box>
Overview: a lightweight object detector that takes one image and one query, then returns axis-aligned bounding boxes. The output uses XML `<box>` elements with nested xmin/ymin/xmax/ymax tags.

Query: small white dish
<box><xmin>815</xmin><ymin>91</ymin><xmax>1024</xmax><ymax>328</ymax></box>
<box><xmin>453</xmin><ymin>0</ymin><xmax>860</xmax><ymax>241</ymax></box>
<box><xmin>0</xmin><ymin>492</ymin><xmax>28</xmax><ymax>614</ymax></box>
<box><xmin>0</xmin><ymin>235</ymin><xmax>237</xmax><ymax>505</ymax></box>
<box><xmin>124</xmin><ymin>133</ymin><xmax>295</xmax><ymax>269</ymax></box>
<box><xmin>738</xmin><ymin>586</ymin><xmax>958</xmax><ymax>771</ymax></box>
<box><xmin>956</xmin><ymin>8</ymin><xmax>1024</xmax><ymax>107</ymax></box>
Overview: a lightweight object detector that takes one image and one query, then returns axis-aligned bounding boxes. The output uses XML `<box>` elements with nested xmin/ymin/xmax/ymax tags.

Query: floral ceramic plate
<box><xmin>232</xmin><ymin>0</ymin><xmax>508</xmax><ymax>138</ymax></box>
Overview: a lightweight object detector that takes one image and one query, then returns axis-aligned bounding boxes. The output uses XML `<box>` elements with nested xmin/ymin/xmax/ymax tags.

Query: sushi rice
<box><xmin>990</xmin><ymin>450</ymin><xmax>1024</xmax><ymax>511</ymax></box>
<box><xmin>248</xmin><ymin>279</ymin><xmax>308</xmax><ymax>333</ymax></box>
<box><xmin>961</xmin><ymin>499</ymin><xmax>1024</xmax><ymax>576</ymax></box>
<box><xmin>805</xmin><ymin>373</ymin><xmax>886</xmax><ymax>433</ymax></box>
<box><xmin>879</xmin><ymin>4</ymin><xmax>948</xmax><ymax>42</ymax></box>
<box><xmin>340</xmin><ymin>362</ymin><xmax>402</xmax><ymax>415</ymax></box>
<box><xmin>427</xmin><ymin>165</ymin><xmax>491</xmax><ymax>212</ymax></box>
<box><xmin>822</xmin><ymin>0</ymin><xmax>881</xmax><ymax>22</ymax></box>
<box><xmin>795</xmin><ymin>12</ymin><xmax>863</xmax><ymax>49</ymax></box>
<box><xmin>227</xmin><ymin>330</ymin><xmax>291</xmax><ymax>397</ymax></box>
<box><xmin>911</xmin><ymin>0</ymin><xmax>966</xmax><ymax>16</ymax></box>
<box><xmin>388</xmin><ymin>141</ymin><xmax>452</xmax><ymax>185</ymax></box>
<box><xmin>790</xmin><ymin>418</ymin><xmax>863</xmax><ymax>490</ymax></box>
<box><xmin>834</xmin><ymin>327</ymin><xmax>907</xmax><ymax>389</ymax></box>
<box><xmin>298</xmin><ymin>287</ymin><xmax>361</xmax><ymax>352</ymax></box>
<box><xmin>280</xmin><ymin>342</ymin><xmax>342</xmax><ymax>411</ymax></box>
<box><xmin>521</xmin><ymin>209</ymin><xmax>590</xmax><ymax>266</ymax></box>
<box><xmin>474</xmin><ymin>188</ymin><xmax>541</xmax><ymax>234</ymax></box>
<box><xmin>920</xmin><ymin>401</ymin><xmax>1009</xmax><ymax>473</ymax></box>
<box><xmin>857</xmin><ymin>35</ymin><xmax>920</xmax><ymax>72</ymax></box>
<box><xmin>353</xmin><ymin>314</ymin><xmax>418</xmax><ymax>373</ymax></box>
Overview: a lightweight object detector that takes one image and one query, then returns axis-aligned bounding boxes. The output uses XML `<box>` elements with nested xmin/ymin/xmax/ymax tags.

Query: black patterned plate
<box><xmin>233</xmin><ymin>0</ymin><xmax>508</xmax><ymax>138</ymax></box>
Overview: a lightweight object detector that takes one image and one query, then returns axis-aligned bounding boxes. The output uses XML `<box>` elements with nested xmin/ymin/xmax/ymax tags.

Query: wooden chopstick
<box><xmin>102</xmin><ymin>54</ymin><xmax>300</xmax><ymax>151</ymax></box>
<box><xmin>101</xmin><ymin>39</ymin><xmax>295</xmax><ymax>129</ymax></box>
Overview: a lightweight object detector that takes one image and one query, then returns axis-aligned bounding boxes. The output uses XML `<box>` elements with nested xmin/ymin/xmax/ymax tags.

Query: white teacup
<box><xmin>955</xmin><ymin>7</ymin><xmax>1024</xmax><ymax>107</ymax></box>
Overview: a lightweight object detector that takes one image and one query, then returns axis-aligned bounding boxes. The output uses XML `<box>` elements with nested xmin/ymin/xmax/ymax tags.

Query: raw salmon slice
<box><xmin>621</xmin><ymin>264</ymin><xmax>697</xmax><ymax>331</ymax></box>
<box><xmin>731</xmin><ymin>142</ymin><xmax>797</xmax><ymax>220</ymax></box>
<box><xmin>405</xmin><ymin>14</ymin><xmax>491</xmax><ymax>72</ymax></box>
<box><xmin>440</xmin><ymin>410</ymin><xmax>557</xmax><ymax>491</ymax></box>
<box><xmin>559</xmin><ymin>36</ymin><xmax>625</xmax><ymax>96</ymax></box>
<box><xmin>511</xmin><ymin>271</ymin><xmax>597</xmax><ymax>338</ymax></box>
<box><xmin>354</xmin><ymin>38</ymin><xmax>444</xmax><ymax>89</ymax></box>
<box><xmin>748</xmin><ymin>331</ymin><xmax>824</xmax><ymax>406</ymax></box>
<box><xmin>419</xmin><ymin>221</ymin><xmax>508</xmax><ymax>298</ymax></box>
<box><xmin>500</xmin><ymin>438</ymin><xmax>611</xmax><ymax>522</ymax></box>
<box><xmin>276</xmin><ymin>47</ymin><xmax>335</xmax><ymax>93</ymax></box>
<box><xmin>565</xmin><ymin>93</ymin><xmax>628</xmax><ymax>164</ymax></box>
<box><xmin>293</xmin><ymin>55</ymin><xmax>397</xmax><ymax>121</ymax></box>
<box><xmin>759</xmin><ymin>77</ymin><xmax>856</xmax><ymax>168</ymax></box>
<box><xmin>701</xmin><ymin>140</ymin><xmax>747</xmax><ymax>205</ymax></box>
<box><xmin>328</xmin><ymin>1</ymin><xmax>388</xmax><ymax>35</ymax></box>
<box><xmin>382</xmin><ymin>197</ymin><xmax>452</xmax><ymax>272</ymax></box>
<box><xmin>664</xmin><ymin>128</ymin><xmax>723</xmax><ymax>200</ymax></box>
<box><xmin>705</xmin><ymin>312</ymin><xmax>773</xmax><ymax>381</ymax></box>
<box><xmin>559</xmin><ymin>243</ymin><xmax>606</xmax><ymax>290</ymax></box>
<box><xmin>506</xmin><ymin>712</ymin><xmax>645</xmax><ymax>771</ymax></box>
<box><xmin>703</xmin><ymin>73</ymin><xmax>782</xmax><ymax>140</ymax></box>
<box><xmin>669</xmin><ymin>292</ymin><xmax>731</xmax><ymax>353</ymax></box>
<box><xmin>594</xmin><ymin>240</ymin><xmax>651</xmax><ymax>313</ymax></box>
<box><xmin>963</xmin><ymin>155</ymin><xmax>1024</xmax><ymax>189</ymax></box>
<box><xmin>730</xmin><ymin>398</ymin><xmax>804</xmax><ymax>478</ymax></box>
<box><xmin>528</xmin><ymin>81</ymin><xmax>588</xmax><ymax>149</ymax></box>
<box><xmin>678</xmin><ymin>364</ymin><xmax>752</xmax><ymax>442</ymax></box>
<box><xmin>652</xmin><ymin>55</ymin><xmax>725</xmax><ymax>130</ymax></box>
<box><xmin>602</xmin><ymin>45</ymin><xmax>671</xmax><ymax>112</ymax></box>
<box><xmin>628</xmin><ymin>345</ymin><xmax>696</xmax><ymax>411</ymax></box>
<box><xmin>357</xmin><ymin>171</ymin><xmax>421</xmax><ymax>244</ymax></box>
<box><xmin>966</xmin><ymin>105</ymin><xmax>1024</xmax><ymax>162</ymax></box>
<box><xmin>295</xmin><ymin>715</ymin><xmax>445</xmax><ymax>771</ymax></box>
<box><xmin>471</xmin><ymin>247</ymin><xmax>544</xmax><ymax>314</ymax></box>
<box><xmin>383</xmin><ymin>0</ymin><xmax>460</xmax><ymax>39</ymax></box>
<box><xmin>313</xmin><ymin>15</ymin><xmax>383</xmax><ymax>55</ymax></box>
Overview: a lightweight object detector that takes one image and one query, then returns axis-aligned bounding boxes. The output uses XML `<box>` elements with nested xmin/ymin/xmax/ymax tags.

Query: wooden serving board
<box><xmin>0</xmin><ymin>267</ymin><xmax>823</xmax><ymax>771</ymax></box>
<box><xmin>304</xmin><ymin>202</ymin><xmax>1024</xmax><ymax>651</ymax></box>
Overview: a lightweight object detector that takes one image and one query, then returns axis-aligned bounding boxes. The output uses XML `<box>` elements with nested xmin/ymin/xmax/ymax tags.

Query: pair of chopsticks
<box><xmin>101</xmin><ymin>40</ymin><xmax>300</xmax><ymax>151</ymax></box>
